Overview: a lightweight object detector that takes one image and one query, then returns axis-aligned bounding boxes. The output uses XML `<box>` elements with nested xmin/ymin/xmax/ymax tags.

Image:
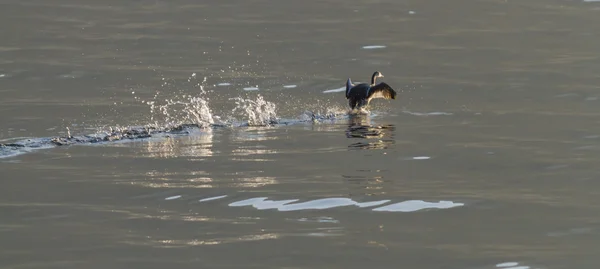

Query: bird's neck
<box><xmin>371</xmin><ymin>74</ymin><xmax>378</xmax><ymax>85</ymax></box>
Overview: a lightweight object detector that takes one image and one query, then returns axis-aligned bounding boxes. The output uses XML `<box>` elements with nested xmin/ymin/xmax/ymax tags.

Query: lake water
<box><xmin>2</xmin><ymin>1</ymin><xmax>600</xmax><ymax>268</ymax></box>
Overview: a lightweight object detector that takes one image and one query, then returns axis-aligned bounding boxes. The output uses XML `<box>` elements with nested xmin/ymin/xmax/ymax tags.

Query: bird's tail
<box><xmin>345</xmin><ymin>78</ymin><xmax>353</xmax><ymax>98</ymax></box>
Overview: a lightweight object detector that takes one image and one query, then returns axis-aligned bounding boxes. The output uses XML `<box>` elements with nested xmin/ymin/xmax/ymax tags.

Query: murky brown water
<box><xmin>2</xmin><ymin>0</ymin><xmax>600</xmax><ymax>268</ymax></box>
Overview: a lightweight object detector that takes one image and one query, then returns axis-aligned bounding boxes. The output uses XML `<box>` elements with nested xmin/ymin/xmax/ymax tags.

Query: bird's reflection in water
<box><xmin>345</xmin><ymin>114</ymin><xmax>395</xmax><ymax>150</ymax></box>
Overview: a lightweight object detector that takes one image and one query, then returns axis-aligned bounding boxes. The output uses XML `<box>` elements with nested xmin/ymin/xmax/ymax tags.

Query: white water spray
<box><xmin>230</xmin><ymin>95</ymin><xmax>278</xmax><ymax>126</ymax></box>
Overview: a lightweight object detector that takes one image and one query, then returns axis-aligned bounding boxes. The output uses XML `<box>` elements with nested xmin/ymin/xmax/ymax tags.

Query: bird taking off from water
<box><xmin>346</xmin><ymin>71</ymin><xmax>397</xmax><ymax>111</ymax></box>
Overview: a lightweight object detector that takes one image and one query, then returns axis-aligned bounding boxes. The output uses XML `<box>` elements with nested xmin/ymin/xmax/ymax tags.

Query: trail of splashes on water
<box><xmin>0</xmin><ymin>69</ymin><xmax>361</xmax><ymax>159</ymax></box>
<box><xmin>144</xmin><ymin>95</ymin><xmax>214</xmax><ymax>129</ymax></box>
<box><xmin>142</xmin><ymin>92</ymin><xmax>280</xmax><ymax>128</ymax></box>
<box><xmin>229</xmin><ymin>95</ymin><xmax>278</xmax><ymax>126</ymax></box>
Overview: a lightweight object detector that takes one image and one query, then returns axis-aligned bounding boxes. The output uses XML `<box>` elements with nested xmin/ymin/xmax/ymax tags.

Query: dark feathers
<box><xmin>345</xmin><ymin>77</ymin><xmax>397</xmax><ymax>110</ymax></box>
<box><xmin>367</xmin><ymin>82</ymin><xmax>396</xmax><ymax>100</ymax></box>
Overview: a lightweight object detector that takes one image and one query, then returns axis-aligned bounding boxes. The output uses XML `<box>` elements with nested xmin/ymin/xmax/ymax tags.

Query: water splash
<box><xmin>143</xmin><ymin>94</ymin><xmax>214</xmax><ymax>129</ymax></box>
<box><xmin>230</xmin><ymin>95</ymin><xmax>278</xmax><ymax>126</ymax></box>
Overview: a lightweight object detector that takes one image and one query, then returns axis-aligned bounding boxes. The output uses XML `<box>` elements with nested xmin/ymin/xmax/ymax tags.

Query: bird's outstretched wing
<box><xmin>367</xmin><ymin>82</ymin><xmax>396</xmax><ymax>100</ymax></box>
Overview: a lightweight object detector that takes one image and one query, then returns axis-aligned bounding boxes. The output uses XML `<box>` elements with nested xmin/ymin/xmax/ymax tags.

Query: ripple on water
<box><xmin>278</xmin><ymin>198</ymin><xmax>357</xmax><ymax>211</ymax></box>
<box><xmin>495</xmin><ymin>262</ymin><xmax>532</xmax><ymax>269</ymax></box>
<box><xmin>362</xmin><ymin>45</ymin><xmax>386</xmax><ymax>49</ymax></box>
<box><xmin>372</xmin><ymin>200</ymin><xmax>464</xmax><ymax>212</ymax></box>
<box><xmin>295</xmin><ymin>217</ymin><xmax>339</xmax><ymax>223</ymax></box>
<box><xmin>283</xmin><ymin>85</ymin><xmax>297</xmax><ymax>88</ymax></box>
<box><xmin>198</xmin><ymin>195</ymin><xmax>228</xmax><ymax>202</ymax></box>
<box><xmin>402</xmin><ymin>111</ymin><xmax>453</xmax><ymax>116</ymax></box>
<box><xmin>228</xmin><ymin>197</ymin><xmax>463</xmax><ymax>213</ymax></box>
<box><xmin>243</xmin><ymin>87</ymin><xmax>259</xmax><ymax>91</ymax></box>
<box><xmin>229</xmin><ymin>197</ymin><xmax>269</xmax><ymax>207</ymax></box>
<box><xmin>323</xmin><ymin>86</ymin><xmax>346</xmax><ymax>93</ymax></box>
<box><xmin>217</xmin><ymin>83</ymin><xmax>231</xmax><ymax>86</ymax></box>
<box><xmin>496</xmin><ymin>262</ymin><xmax>519</xmax><ymax>267</ymax></box>
<box><xmin>355</xmin><ymin>200</ymin><xmax>391</xmax><ymax>208</ymax></box>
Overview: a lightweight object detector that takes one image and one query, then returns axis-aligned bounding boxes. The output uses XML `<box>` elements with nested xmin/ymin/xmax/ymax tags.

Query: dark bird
<box><xmin>346</xmin><ymin>71</ymin><xmax>397</xmax><ymax>111</ymax></box>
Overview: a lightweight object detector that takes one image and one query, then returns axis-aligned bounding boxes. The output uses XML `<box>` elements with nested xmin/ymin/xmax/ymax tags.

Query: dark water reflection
<box><xmin>346</xmin><ymin>114</ymin><xmax>395</xmax><ymax>150</ymax></box>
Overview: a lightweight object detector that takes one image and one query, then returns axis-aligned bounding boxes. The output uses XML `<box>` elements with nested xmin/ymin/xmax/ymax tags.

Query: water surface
<box><xmin>2</xmin><ymin>0</ymin><xmax>600</xmax><ymax>268</ymax></box>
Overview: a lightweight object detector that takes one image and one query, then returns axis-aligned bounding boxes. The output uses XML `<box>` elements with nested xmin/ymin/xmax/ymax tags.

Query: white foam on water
<box><xmin>409</xmin><ymin>10</ymin><xmax>416</xmax><ymax>14</ymax></box>
<box><xmin>0</xmin><ymin>74</ymin><xmax>6</xmax><ymax>78</ymax></box>
<box><xmin>372</xmin><ymin>200</ymin><xmax>464</xmax><ymax>212</ymax></box>
<box><xmin>362</xmin><ymin>45</ymin><xmax>386</xmax><ymax>49</ymax></box>
<box><xmin>283</xmin><ymin>85</ymin><xmax>297</xmax><ymax>88</ymax></box>
<box><xmin>583</xmin><ymin>0</ymin><xmax>600</xmax><ymax>2</ymax></box>
<box><xmin>403</xmin><ymin>111</ymin><xmax>453</xmax><ymax>116</ymax></box>
<box><xmin>412</xmin><ymin>156</ymin><xmax>431</xmax><ymax>160</ymax></box>
<box><xmin>243</xmin><ymin>87</ymin><xmax>259</xmax><ymax>91</ymax></box>
<box><xmin>217</xmin><ymin>83</ymin><xmax>231</xmax><ymax>86</ymax></box>
<box><xmin>165</xmin><ymin>195</ymin><xmax>182</xmax><ymax>200</ymax></box>
<box><xmin>497</xmin><ymin>262</ymin><xmax>519</xmax><ymax>267</ymax></box>
<box><xmin>323</xmin><ymin>86</ymin><xmax>346</xmax><ymax>93</ymax></box>
<box><xmin>199</xmin><ymin>195</ymin><xmax>227</xmax><ymax>202</ymax></box>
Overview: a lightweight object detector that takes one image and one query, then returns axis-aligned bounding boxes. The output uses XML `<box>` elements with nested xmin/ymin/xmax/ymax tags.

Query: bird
<box><xmin>346</xmin><ymin>71</ymin><xmax>397</xmax><ymax>111</ymax></box>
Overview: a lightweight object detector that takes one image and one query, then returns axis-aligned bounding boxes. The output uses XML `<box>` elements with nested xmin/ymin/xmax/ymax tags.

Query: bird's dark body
<box><xmin>347</xmin><ymin>83</ymin><xmax>372</xmax><ymax>109</ymax></box>
<box><xmin>345</xmin><ymin>71</ymin><xmax>397</xmax><ymax>110</ymax></box>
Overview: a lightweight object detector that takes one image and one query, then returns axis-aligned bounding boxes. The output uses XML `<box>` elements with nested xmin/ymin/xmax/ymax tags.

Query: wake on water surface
<box><xmin>0</xmin><ymin>93</ymin><xmax>354</xmax><ymax>159</ymax></box>
<box><xmin>1</xmin><ymin>73</ymin><xmax>447</xmax><ymax>159</ymax></box>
